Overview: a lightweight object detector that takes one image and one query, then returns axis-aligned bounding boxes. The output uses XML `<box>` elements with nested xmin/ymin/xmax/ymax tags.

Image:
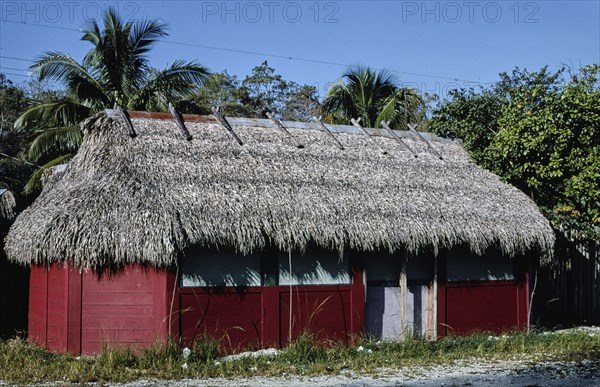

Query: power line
<box><xmin>0</xmin><ymin>19</ymin><xmax>485</xmax><ymax>84</ymax></box>
<box><xmin>0</xmin><ymin>56</ymin><xmax>35</xmax><ymax>63</ymax></box>
<box><xmin>0</xmin><ymin>72</ymin><xmax>32</xmax><ymax>78</ymax></box>
<box><xmin>163</xmin><ymin>40</ymin><xmax>480</xmax><ymax>83</ymax></box>
<box><xmin>0</xmin><ymin>66</ymin><xmax>31</xmax><ymax>73</ymax></box>
<box><xmin>1</xmin><ymin>19</ymin><xmax>81</xmax><ymax>32</ymax></box>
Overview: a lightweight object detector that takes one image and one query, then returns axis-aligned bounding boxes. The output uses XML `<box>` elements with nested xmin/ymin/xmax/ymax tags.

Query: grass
<box><xmin>0</xmin><ymin>330</ymin><xmax>599</xmax><ymax>384</ymax></box>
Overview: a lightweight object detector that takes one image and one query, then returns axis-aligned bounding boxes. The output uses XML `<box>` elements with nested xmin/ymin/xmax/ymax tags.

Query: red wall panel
<box><xmin>439</xmin><ymin>280</ymin><xmax>528</xmax><ymax>336</ymax></box>
<box><xmin>178</xmin><ymin>289</ymin><xmax>263</xmax><ymax>351</ymax></box>
<box><xmin>178</xmin><ymin>277</ymin><xmax>364</xmax><ymax>351</ymax></box>
<box><xmin>30</xmin><ymin>263</ymin><xmax>364</xmax><ymax>354</ymax></box>
<box><xmin>279</xmin><ymin>287</ymin><xmax>352</xmax><ymax>346</ymax></box>
<box><xmin>81</xmin><ymin>266</ymin><xmax>171</xmax><ymax>354</ymax></box>
<box><xmin>28</xmin><ymin>265</ymin><xmax>48</xmax><ymax>347</ymax></box>
<box><xmin>29</xmin><ymin>264</ymin><xmax>173</xmax><ymax>355</ymax></box>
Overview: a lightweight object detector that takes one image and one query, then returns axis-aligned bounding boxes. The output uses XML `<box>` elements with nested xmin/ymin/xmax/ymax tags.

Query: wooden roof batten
<box><xmin>408</xmin><ymin>123</ymin><xmax>443</xmax><ymax>160</ymax></box>
<box><xmin>114</xmin><ymin>105</ymin><xmax>137</xmax><ymax>138</ymax></box>
<box><xmin>211</xmin><ymin>107</ymin><xmax>244</xmax><ymax>146</ymax></box>
<box><xmin>124</xmin><ymin>111</ymin><xmax>454</xmax><ymax>146</ymax></box>
<box><xmin>168</xmin><ymin>103</ymin><xmax>193</xmax><ymax>141</ymax></box>
<box><xmin>381</xmin><ymin>120</ymin><xmax>416</xmax><ymax>157</ymax></box>
<box><xmin>266</xmin><ymin>112</ymin><xmax>304</xmax><ymax>149</ymax></box>
<box><xmin>351</xmin><ymin>117</ymin><xmax>388</xmax><ymax>155</ymax></box>
<box><xmin>312</xmin><ymin>116</ymin><xmax>345</xmax><ymax>150</ymax></box>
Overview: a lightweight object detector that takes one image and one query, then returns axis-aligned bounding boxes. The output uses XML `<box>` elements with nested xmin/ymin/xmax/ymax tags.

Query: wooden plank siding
<box><xmin>176</xmin><ymin>268</ymin><xmax>364</xmax><ymax>350</ymax></box>
<box><xmin>533</xmin><ymin>236</ymin><xmax>600</xmax><ymax>327</ymax></box>
<box><xmin>28</xmin><ymin>265</ymin><xmax>174</xmax><ymax>355</ymax></box>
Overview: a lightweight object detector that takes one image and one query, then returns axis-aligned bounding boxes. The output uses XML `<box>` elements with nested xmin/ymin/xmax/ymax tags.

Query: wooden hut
<box><xmin>4</xmin><ymin>110</ymin><xmax>554</xmax><ymax>354</ymax></box>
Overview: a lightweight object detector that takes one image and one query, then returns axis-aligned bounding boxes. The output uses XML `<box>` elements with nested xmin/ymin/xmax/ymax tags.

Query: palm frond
<box><xmin>32</xmin><ymin>52</ymin><xmax>107</xmax><ymax>101</ymax></box>
<box><xmin>132</xmin><ymin>61</ymin><xmax>209</xmax><ymax>110</ymax></box>
<box><xmin>129</xmin><ymin>18</ymin><xmax>168</xmax><ymax>59</ymax></box>
<box><xmin>23</xmin><ymin>153</ymin><xmax>73</xmax><ymax>194</ymax></box>
<box><xmin>14</xmin><ymin>99</ymin><xmax>91</xmax><ymax>131</ymax></box>
<box><xmin>376</xmin><ymin>95</ymin><xmax>399</xmax><ymax>128</ymax></box>
<box><xmin>26</xmin><ymin>126</ymin><xmax>82</xmax><ymax>162</ymax></box>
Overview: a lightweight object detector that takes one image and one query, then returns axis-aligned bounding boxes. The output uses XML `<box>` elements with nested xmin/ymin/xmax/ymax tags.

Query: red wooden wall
<box><xmin>438</xmin><ymin>277</ymin><xmax>529</xmax><ymax>336</ymax></box>
<box><xmin>29</xmin><ymin>264</ymin><xmax>174</xmax><ymax>355</ymax></box>
<box><xmin>29</xmin><ymin>264</ymin><xmax>364</xmax><ymax>354</ymax></box>
<box><xmin>28</xmin><ymin>257</ymin><xmax>530</xmax><ymax>354</ymax></box>
<box><xmin>176</xmin><ymin>269</ymin><xmax>365</xmax><ymax>350</ymax></box>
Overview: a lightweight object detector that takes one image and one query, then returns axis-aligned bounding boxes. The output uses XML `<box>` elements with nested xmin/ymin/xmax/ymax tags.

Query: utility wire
<box><xmin>0</xmin><ymin>66</ymin><xmax>31</xmax><ymax>73</ymax></box>
<box><xmin>0</xmin><ymin>72</ymin><xmax>32</xmax><ymax>78</ymax></box>
<box><xmin>0</xmin><ymin>56</ymin><xmax>35</xmax><ymax>63</ymax></box>
<box><xmin>1</xmin><ymin>19</ymin><xmax>486</xmax><ymax>84</ymax></box>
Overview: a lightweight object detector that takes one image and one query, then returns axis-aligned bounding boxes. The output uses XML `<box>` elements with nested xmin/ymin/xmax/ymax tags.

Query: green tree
<box><xmin>180</xmin><ymin>62</ymin><xmax>319</xmax><ymax>121</ymax></box>
<box><xmin>431</xmin><ymin>65</ymin><xmax>600</xmax><ymax>238</ymax></box>
<box><xmin>187</xmin><ymin>71</ymin><xmax>247</xmax><ymax>116</ymax></box>
<box><xmin>0</xmin><ymin>74</ymin><xmax>27</xmax><ymax>134</ymax></box>
<box><xmin>15</xmin><ymin>7</ymin><xmax>209</xmax><ymax>192</ymax></box>
<box><xmin>322</xmin><ymin>67</ymin><xmax>424</xmax><ymax>129</ymax></box>
<box><xmin>0</xmin><ymin>74</ymin><xmax>33</xmax><ymax>205</ymax></box>
<box><xmin>281</xmin><ymin>84</ymin><xmax>320</xmax><ymax>122</ymax></box>
<box><xmin>238</xmin><ymin>61</ymin><xmax>320</xmax><ymax>120</ymax></box>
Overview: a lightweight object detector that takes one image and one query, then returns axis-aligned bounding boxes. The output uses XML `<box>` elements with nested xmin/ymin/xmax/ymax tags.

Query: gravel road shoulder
<box><xmin>112</xmin><ymin>358</ymin><xmax>600</xmax><ymax>387</ymax></box>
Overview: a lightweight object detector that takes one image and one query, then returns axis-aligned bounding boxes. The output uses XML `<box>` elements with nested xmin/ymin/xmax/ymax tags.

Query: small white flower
<box><xmin>181</xmin><ymin>362</ymin><xmax>188</xmax><ymax>370</ymax></box>
<box><xmin>214</xmin><ymin>361</ymin><xmax>222</xmax><ymax>366</ymax></box>
<box><xmin>357</xmin><ymin>346</ymin><xmax>364</xmax><ymax>352</ymax></box>
<box><xmin>182</xmin><ymin>347</ymin><xmax>191</xmax><ymax>359</ymax></box>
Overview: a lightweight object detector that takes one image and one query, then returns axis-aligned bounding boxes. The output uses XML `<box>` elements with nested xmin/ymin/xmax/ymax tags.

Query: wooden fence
<box><xmin>532</xmin><ymin>236</ymin><xmax>600</xmax><ymax>327</ymax></box>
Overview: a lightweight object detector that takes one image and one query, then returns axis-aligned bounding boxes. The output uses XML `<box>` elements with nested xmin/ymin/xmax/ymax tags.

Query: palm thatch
<box><xmin>0</xmin><ymin>189</ymin><xmax>16</xmax><ymax>220</ymax></box>
<box><xmin>4</xmin><ymin>110</ymin><xmax>554</xmax><ymax>269</ymax></box>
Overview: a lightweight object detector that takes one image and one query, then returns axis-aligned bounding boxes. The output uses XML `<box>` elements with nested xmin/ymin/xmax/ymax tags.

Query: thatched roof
<box><xmin>4</xmin><ymin>110</ymin><xmax>554</xmax><ymax>269</ymax></box>
<box><xmin>0</xmin><ymin>189</ymin><xmax>16</xmax><ymax>220</ymax></box>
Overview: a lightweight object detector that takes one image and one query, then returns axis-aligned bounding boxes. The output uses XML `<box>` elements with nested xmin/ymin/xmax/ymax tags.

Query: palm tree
<box><xmin>16</xmin><ymin>7</ymin><xmax>209</xmax><ymax>192</ymax></box>
<box><xmin>322</xmin><ymin>67</ymin><xmax>423</xmax><ymax>129</ymax></box>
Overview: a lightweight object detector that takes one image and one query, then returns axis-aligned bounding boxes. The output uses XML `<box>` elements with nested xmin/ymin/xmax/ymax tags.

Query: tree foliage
<box><xmin>15</xmin><ymin>7</ymin><xmax>209</xmax><ymax>193</ymax></box>
<box><xmin>0</xmin><ymin>74</ymin><xmax>33</xmax><ymax>206</ymax></box>
<box><xmin>430</xmin><ymin>65</ymin><xmax>600</xmax><ymax>238</ymax></box>
<box><xmin>186</xmin><ymin>62</ymin><xmax>320</xmax><ymax>121</ymax></box>
<box><xmin>322</xmin><ymin>67</ymin><xmax>426</xmax><ymax>129</ymax></box>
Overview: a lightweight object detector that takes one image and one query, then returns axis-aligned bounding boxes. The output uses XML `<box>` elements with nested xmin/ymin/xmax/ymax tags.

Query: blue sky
<box><xmin>0</xmin><ymin>0</ymin><xmax>598</xmax><ymax>101</ymax></box>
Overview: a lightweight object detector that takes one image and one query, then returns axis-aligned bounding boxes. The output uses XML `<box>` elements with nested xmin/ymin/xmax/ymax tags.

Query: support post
<box><xmin>399</xmin><ymin>256</ymin><xmax>407</xmax><ymax>339</ymax></box>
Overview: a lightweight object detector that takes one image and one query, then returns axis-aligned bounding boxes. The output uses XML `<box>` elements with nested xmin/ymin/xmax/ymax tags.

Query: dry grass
<box><xmin>0</xmin><ymin>330</ymin><xmax>598</xmax><ymax>384</ymax></box>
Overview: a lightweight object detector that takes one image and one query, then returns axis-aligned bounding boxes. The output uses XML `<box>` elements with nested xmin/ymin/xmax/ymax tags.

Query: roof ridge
<box><xmin>112</xmin><ymin>109</ymin><xmax>455</xmax><ymax>145</ymax></box>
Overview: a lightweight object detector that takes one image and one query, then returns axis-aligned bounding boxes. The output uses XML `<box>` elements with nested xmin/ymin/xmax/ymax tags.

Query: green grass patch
<box><xmin>0</xmin><ymin>330</ymin><xmax>598</xmax><ymax>384</ymax></box>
